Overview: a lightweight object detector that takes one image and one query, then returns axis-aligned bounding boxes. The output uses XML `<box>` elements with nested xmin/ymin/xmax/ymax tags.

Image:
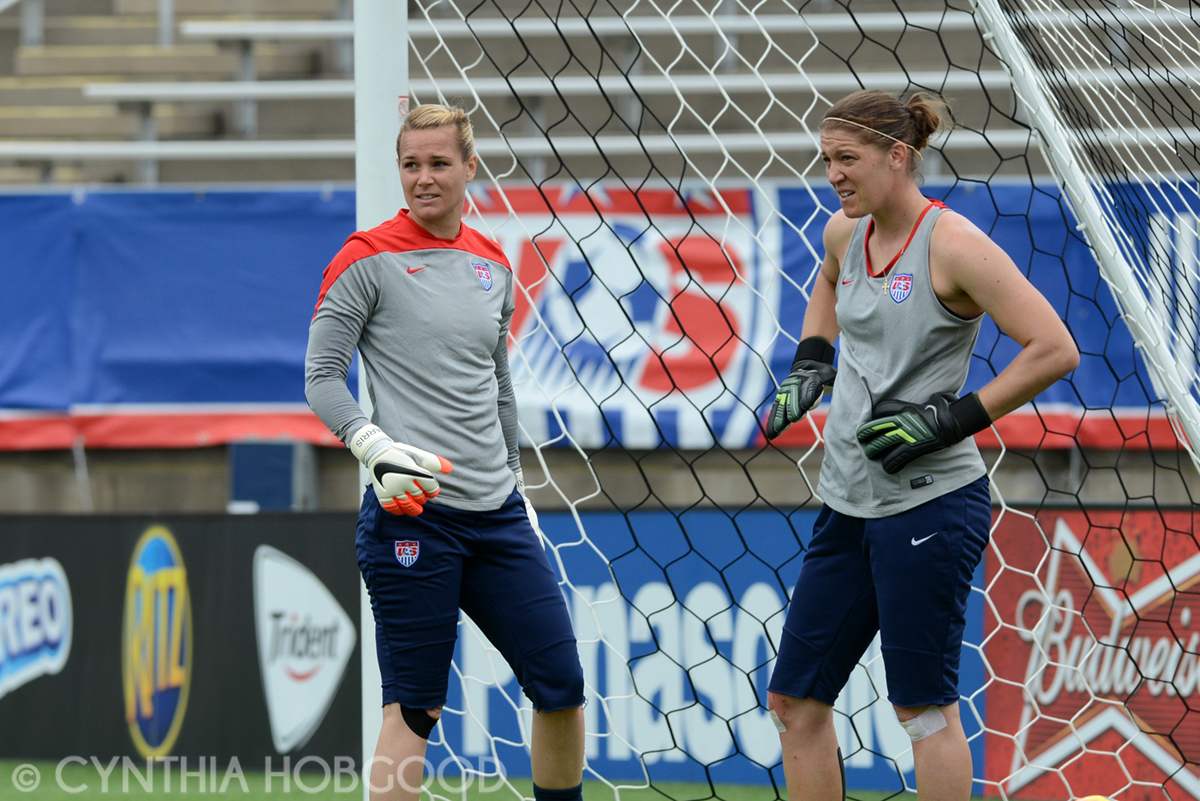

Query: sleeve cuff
<box><xmin>791</xmin><ymin>336</ymin><xmax>836</xmax><ymax>370</ymax></box>
<box><xmin>950</xmin><ymin>392</ymin><xmax>992</xmax><ymax>438</ymax></box>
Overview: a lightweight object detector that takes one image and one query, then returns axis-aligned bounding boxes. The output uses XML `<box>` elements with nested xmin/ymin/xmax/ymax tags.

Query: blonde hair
<box><xmin>821</xmin><ymin>90</ymin><xmax>948</xmax><ymax>174</ymax></box>
<box><xmin>396</xmin><ymin>104</ymin><xmax>475</xmax><ymax>162</ymax></box>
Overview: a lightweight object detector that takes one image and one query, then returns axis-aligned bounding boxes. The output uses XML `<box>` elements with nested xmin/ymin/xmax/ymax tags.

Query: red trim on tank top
<box><xmin>864</xmin><ymin>199</ymin><xmax>946</xmax><ymax>278</ymax></box>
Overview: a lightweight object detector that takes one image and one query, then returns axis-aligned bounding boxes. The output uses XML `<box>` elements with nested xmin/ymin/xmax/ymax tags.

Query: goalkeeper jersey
<box><xmin>819</xmin><ymin>201</ymin><xmax>987</xmax><ymax>518</ymax></box>
<box><xmin>305</xmin><ymin>209</ymin><xmax>519</xmax><ymax>512</ymax></box>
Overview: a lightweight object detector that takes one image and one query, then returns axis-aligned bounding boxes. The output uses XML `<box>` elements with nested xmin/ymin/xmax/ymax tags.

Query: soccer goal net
<box><xmin>401</xmin><ymin>1</ymin><xmax>1200</xmax><ymax>799</ymax></box>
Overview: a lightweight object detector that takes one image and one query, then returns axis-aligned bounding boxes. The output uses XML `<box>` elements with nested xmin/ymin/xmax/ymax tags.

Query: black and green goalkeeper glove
<box><xmin>766</xmin><ymin>337</ymin><xmax>837</xmax><ymax>440</ymax></box>
<box><xmin>856</xmin><ymin>391</ymin><xmax>991</xmax><ymax>474</ymax></box>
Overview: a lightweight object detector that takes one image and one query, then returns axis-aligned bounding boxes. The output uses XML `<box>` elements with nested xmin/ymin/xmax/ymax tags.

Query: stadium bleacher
<box><xmin>0</xmin><ymin>0</ymin><xmax>352</xmax><ymax>183</ymax></box>
<box><xmin>0</xmin><ymin>0</ymin><xmax>1041</xmax><ymax>186</ymax></box>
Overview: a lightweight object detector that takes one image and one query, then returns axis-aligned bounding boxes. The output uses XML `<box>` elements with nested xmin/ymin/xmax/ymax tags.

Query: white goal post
<box><xmin>974</xmin><ymin>0</ymin><xmax>1200</xmax><ymax>477</ymax></box>
<box><xmin>352</xmin><ymin>2</ymin><xmax>406</xmax><ymax>798</ymax></box>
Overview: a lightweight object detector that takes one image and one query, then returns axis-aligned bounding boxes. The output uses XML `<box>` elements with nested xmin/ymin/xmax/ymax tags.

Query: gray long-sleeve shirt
<box><xmin>305</xmin><ymin>209</ymin><xmax>520</xmax><ymax>511</ymax></box>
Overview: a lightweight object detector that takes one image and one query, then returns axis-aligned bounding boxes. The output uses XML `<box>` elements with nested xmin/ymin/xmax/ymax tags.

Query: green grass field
<box><xmin>0</xmin><ymin>761</ymin><xmax>991</xmax><ymax>801</ymax></box>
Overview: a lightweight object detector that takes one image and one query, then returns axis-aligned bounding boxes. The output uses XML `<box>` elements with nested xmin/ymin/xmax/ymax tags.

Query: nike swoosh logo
<box><xmin>841</xmin><ymin>279</ymin><xmax>854</xmax><ymax>285</ymax></box>
<box><xmin>374</xmin><ymin>462</ymin><xmax>431</xmax><ymax>481</ymax></box>
<box><xmin>407</xmin><ymin>266</ymin><xmax>426</xmax><ymax>274</ymax></box>
<box><xmin>911</xmin><ymin>533</ymin><xmax>937</xmax><ymax>546</ymax></box>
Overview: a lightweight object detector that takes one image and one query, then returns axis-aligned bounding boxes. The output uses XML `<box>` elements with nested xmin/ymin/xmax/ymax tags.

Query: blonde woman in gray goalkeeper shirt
<box><xmin>305</xmin><ymin>104</ymin><xmax>585</xmax><ymax>801</ymax></box>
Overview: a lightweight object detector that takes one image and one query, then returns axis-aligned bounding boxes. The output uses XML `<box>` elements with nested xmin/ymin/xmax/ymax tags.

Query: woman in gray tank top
<box><xmin>761</xmin><ymin>91</ymin><xmax>1079</xmax><ymax>801</ymax></box>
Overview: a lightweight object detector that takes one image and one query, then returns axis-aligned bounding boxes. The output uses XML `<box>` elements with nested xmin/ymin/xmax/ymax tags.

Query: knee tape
<box><xmin>400</xmin><ymin>705</ymin><xmax>439</xmax><ymax>739</ymax></box>
<box><xmin>897</xmin><ymin>705</ymin><xmax>947</xmax><ymax>741</ymax></box>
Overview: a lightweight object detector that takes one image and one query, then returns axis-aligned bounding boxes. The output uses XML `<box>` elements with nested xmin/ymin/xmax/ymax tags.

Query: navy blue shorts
<box><xmin>356</xmin><ymin>487</ymin><xmax>585</xmax><ymax>712</ymax></box>
<box><xmin>768</xmin><ymin>476</ymin><xmax>991</xmax><ymax>708</ymax></box>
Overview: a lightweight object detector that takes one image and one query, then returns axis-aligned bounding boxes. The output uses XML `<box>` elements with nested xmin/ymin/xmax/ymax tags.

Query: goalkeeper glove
<box><xmin>349</xmin><ymin>424</ymin><xmax>453</xmax><ymax>516</ymax></box>
<box><xmin>514</xmin><ymin>469</ymin><xmax>541</xmax><ymax>535</ymax></box>
<box><xmin>855</xmin><ymin>391</ymin><xmax>991</xmax><ymax>474</ymax></box>
<box><xmin>766</xmin><ymin>337</ymin><xmax>837</xmax><ymax>440</ymax></box>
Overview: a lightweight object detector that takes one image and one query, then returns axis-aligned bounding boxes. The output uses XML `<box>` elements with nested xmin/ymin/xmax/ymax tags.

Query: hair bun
<box><xmin>906</xmin><ymin>93</ymin><xmax>947</xmax><ymax>151</ymax></box>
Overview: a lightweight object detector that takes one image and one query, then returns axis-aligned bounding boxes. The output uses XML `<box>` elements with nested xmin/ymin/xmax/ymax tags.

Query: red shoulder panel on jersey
<box><xmin>457</xmin><ymin>224</ymin><xmax>513</xmax><ymax>271</ymax></box>
<box><xmin>312</xmin><ymin>234</ymin><xmax>377</xmax><ymax>318</ymax></box>
<box><xmin>311</xmin><ymin>212</ymin><xmax>436</xmax><ymax>317</ymax></box>
<box><xmin>313</xmin><ymin>211</ymin><xmax>516</xmax><ymax>318</ymax></box>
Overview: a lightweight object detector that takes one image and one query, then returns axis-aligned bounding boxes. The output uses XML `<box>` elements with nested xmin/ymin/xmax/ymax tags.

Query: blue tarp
<box><xmin>0</xmin><ymin>189</ymin><xmax>357</xmax><ymax>409</ymax></box>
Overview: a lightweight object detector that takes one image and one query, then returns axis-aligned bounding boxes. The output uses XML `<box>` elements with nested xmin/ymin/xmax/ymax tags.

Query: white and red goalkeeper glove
<box><xmin>349</xmin><ymin>424</ymin><xmax>452</xmax><ymax>516</ymax></box>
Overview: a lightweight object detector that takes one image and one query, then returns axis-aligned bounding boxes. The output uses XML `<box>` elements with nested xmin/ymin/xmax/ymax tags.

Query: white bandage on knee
<box><xmin>897</xmin><ymin>706</ymin><xmax>947</xmax><ymax>741</ymax></box>
<box><xmin>769</xmin><ymin>710</ymin><xmax>787</xmax><ymax>733</ymax></box>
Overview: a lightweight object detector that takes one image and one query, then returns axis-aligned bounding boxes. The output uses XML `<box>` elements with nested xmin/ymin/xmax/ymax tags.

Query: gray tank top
<box><xmin>818</xmin><ymin>202</ymin><xmax>987</xmax><ymax>518</ymax></box>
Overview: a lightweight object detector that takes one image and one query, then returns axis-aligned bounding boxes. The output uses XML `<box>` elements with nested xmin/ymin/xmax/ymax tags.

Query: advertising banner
<box><xmin>2</xmin><ymin>506</ymin><xmax>1195</xmax><ymax>796</ymax></box>
<box><xmin>0</xmin><ymin>514</ymin><xmax>360</xmax><ymax>764</ymax></box>
<box><xmin>428</xmin><ymin>508</ymin><xmax>988</xmax><ymax>794</ymax></box>
<box><xmin>984</xmin><ymin>507</ymin><xmax>1200</xmax><ymax>800</ymax></box>
<box><xmin>0</xmin><ymin>507</ymin><xmax>983</xmax><ymax>794</ymax></box>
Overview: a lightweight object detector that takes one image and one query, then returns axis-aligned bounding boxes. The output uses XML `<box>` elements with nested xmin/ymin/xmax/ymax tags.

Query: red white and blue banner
<box><xmin>0</xmin><ymin>184</ymin><xmax>1181</xmax><ymax>452</ymax></box>
<box><xmin>468</xmin><ymin>184</ymin><xmax>779</xmax><ymax>451</ymax></box>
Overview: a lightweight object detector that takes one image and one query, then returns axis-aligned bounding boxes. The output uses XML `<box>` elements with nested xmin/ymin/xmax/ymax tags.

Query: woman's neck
<box><xmin>868</xmin><ymin>183</ymin><xmax>931</xmax><ymax>239</ymax></box>
<box><xmin>407</xmin><ymin>211</ymin><xmax>462</xmax><ymax>240</ymax></box>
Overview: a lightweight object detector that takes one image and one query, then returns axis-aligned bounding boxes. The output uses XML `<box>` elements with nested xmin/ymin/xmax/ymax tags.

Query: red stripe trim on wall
<box><xmin>0</xmin><ymin>408</ymin><xmax>342</xmax><ymax>450</ymax></box>
<box><xmin>759</xmin><ymin>407</ymin><xmax>1183</xmax><ymax>451</ymax></box>
<box><xmin>0</xmin><ymin>406</ymin><xmax>1182</xmax><ymax>451</ymax></box>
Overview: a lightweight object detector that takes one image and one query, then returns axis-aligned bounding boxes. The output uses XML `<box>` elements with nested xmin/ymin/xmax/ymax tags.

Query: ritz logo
<box><xmin>0</xmin><ymin>557</ymin><xmax>72</xmax><ymax>700</ymax></box>
<box><xmin>122</xmin><ymin>526</ymin><xmax>192</xmax><ymax>757</ymax></box>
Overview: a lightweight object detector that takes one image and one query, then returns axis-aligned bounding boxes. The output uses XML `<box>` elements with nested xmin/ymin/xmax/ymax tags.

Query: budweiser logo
<box><xmin>1019</xmin><ymin>594</ymin><xmax>1200</xmax><ymax>706</ymax></box>
<box><xmin>986</xmin><ymin>511</ymin><xmax>1200</xmax><ymax>801</ymax></box>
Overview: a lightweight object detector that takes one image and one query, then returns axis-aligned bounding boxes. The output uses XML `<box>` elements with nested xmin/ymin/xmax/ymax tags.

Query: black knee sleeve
<box><xmin>400</xmin><ymin>705</ymin><xmax>438</xmax><ymax>739</ymax></box>
<box><xmin>837</xmin><ymin>746</ymin><xmax>846</xmax><ymax>801</ymax></box>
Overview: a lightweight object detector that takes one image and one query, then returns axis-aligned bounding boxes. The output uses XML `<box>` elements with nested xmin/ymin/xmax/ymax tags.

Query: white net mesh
<box><xmin>397</xmin><ymin>2</ymin><xmax>1200</xmax><ymax>800</ymax></box>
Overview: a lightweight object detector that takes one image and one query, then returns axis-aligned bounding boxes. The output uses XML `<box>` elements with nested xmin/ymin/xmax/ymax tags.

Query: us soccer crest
<box><xmin>889</xmin><ymin>273</ymin><xmax>913</xmax><ymax>303</ymax></box>
<box><xmin>473</xmin><ymin>261</ymin><xmax>493</xmax><ymax>291</ymax></box>
<box><xmin>394</xmin><ymin>540</ymin><xmax>419</xmax><ymax>568</ymax></box>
